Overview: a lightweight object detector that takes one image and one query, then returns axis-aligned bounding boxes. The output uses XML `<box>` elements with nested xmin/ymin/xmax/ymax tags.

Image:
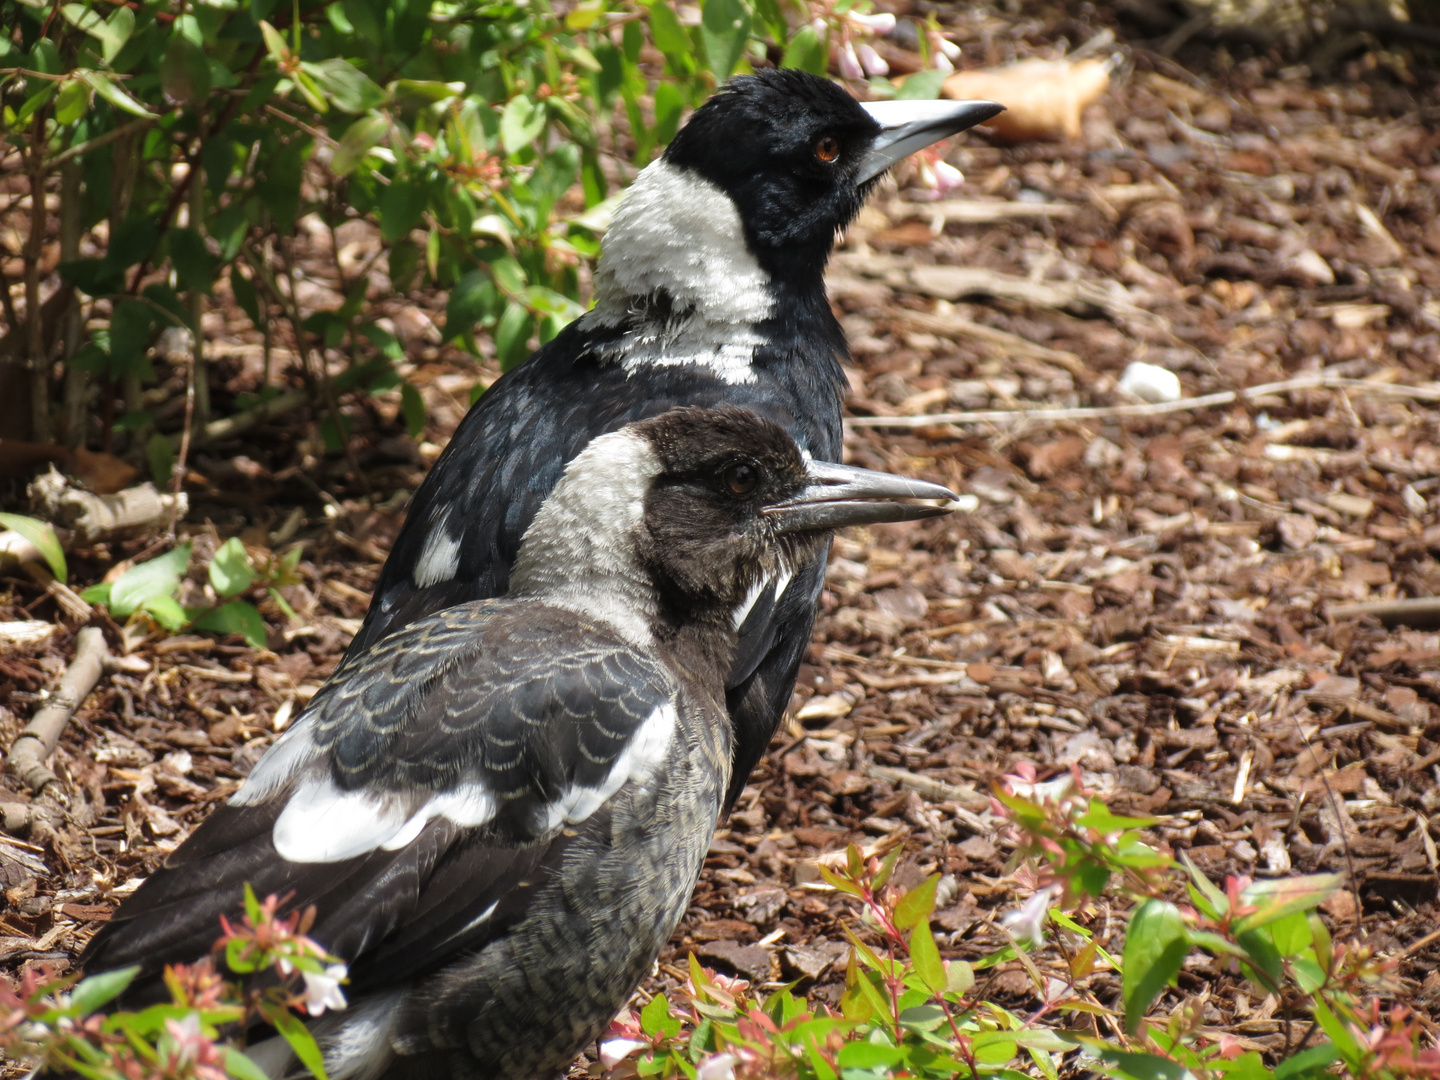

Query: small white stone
<box><xmin>1118</xmin><ymin>361</ymin><xmax>1182</xmax><ymax>403</ymax></box>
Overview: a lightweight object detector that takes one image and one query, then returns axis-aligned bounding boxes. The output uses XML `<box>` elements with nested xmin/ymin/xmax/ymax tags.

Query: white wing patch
<box><xmin>272</xmin><ymin>778</ymin><xmax>497</xmax><ymax>863</ymax></box>
<box><xmin>732</xmin><ymin>567</ymin><xmax>794</xmax><ymax>630</ymax></box>
<box><xmin>537</xmin><ymin>701</ymin><xmax>679</xmax><ymax>833</ymax></box>
<box><xmin>413</xmin><ymin>519</ymin><xmax>462</xmax><ymax>588</ymax></box>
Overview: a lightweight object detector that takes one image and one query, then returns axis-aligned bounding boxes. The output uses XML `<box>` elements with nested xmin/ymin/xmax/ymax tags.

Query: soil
<box><xmin>2</xmin><ymin>2</ymin><xmax>1439</xmax><ymax>1073</ymax></box>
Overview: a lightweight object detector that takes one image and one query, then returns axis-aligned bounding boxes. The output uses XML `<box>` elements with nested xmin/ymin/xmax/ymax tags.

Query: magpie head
<box><xmin>662</xmin><ymin>69</ymin><xmax>1002</xmax><ymax>278</ymax></box>
<box><xmin>632</xmin><ymin>404</ymin><xmax>955</xmax><ymax>619</ymax></box>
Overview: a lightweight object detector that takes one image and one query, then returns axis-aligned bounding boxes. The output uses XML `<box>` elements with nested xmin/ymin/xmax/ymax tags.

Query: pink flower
<box><xmin>838</xmin><ymin>40</ymin><xmax>864</xmax><ymax>80</ymax></box>
<box><xmin>1001</xmin><ymin>884</ymin><xmax>1058</xmax><ymax>944</ymax></box>
<box><xmin>301</xmin><ymin>963</ymin><xmax>349</xmax><ymax>1016</ymax></box>
<box><xmin>847</xmin><ymin>11</ymin><xmax>896</xmax><ymax>34</ymax></box>
<box><xmin>696</xmin><ymin>1052</ymin><xmax>739</xmax><ymax>1080</ymax></box>
<box><xmin>598</xmin><ymin>1036</ymin><xmax>647</xmax><ymax>1069</ymax></box>
<box><xmin>856</xmin><ymin>43</ymin><xmax>889</xmax><ymax>77</ymax></box>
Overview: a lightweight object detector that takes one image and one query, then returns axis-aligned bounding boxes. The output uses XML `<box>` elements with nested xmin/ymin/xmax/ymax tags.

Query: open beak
<box><xmin>856</xmin><ymin>99</ymin><xmax>1005</xmax><ymax>184</ymax></box>
<box><xmin>765</xmin><ymin>461</ymin><xmax>958</xmax><ymax>534</ymax></box>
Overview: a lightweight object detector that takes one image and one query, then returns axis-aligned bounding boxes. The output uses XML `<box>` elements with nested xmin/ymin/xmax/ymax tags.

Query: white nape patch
<box><xmin>229</xmin><ymin>721</ymin><xmax>319</xmax><ymax>807</ymax></box>
<box><xmin>583</xmin><ymin>159</ymin><xmax>773</xmax><ymax>386</ymax></box>
<box><xmin>272</xmin><ymin>777</ymin><xmax>497</xmax><ymax>863</ymax></box>
<box><xmin>509</xmin><ymin>430</ymin><xmax>662</xmax><ymax>647</ymax></box>
<box><xmin>551</xmin><ymin>702</ymin><xmax>678</xmax><ymax>827</ymax></box>
<box><xmin>732</xmin><ymin>566</ymin><xmax>794</xmax><ymax>630</ymax></box>
<box><xmin>412</xmin><ymin>510</ymin><xmax>461</xmax><ymax>588</ymax></box>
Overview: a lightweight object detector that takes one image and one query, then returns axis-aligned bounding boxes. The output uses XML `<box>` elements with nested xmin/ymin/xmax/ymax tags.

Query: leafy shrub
<box><xmin>1</xmin><ymin>0</ymin><xmax>933</xmax><ymax>450</ymax></box>
<box><xmin>600</xmin><ymin>766</ymin><xmax>1415</xmax><ymax>1080</ymax></box>
<box><xmin>0</xmin><ymin>886</ymin><xmax>342</xmax><ymax>1080</ymax></box>
<box><xmin>81</xmin><ymin>536</ymin><xmax>302</xmax><ymax>647</ymax></box>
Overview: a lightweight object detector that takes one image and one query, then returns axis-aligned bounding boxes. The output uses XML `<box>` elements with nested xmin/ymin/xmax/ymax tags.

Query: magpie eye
<box><xmin>814</xmin><ymin>136</ymin><xmax>840</xmax><ymax>163</ymax></box>
<box><xmin>723</xmin><ymin>463</ymin><xmax>758</xmax><ymax>495</ymax></box>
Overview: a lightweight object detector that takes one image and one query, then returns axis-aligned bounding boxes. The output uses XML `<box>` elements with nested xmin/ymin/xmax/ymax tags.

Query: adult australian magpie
<box><xmin>342</xmin><ymin>70</ymin><xmax>1001</xmax><ymax>812</ymax></box>
<box><xmin>81</xmin><ymin>405</ymin><xmax>955</xmax><ymax>1080</ymax></box>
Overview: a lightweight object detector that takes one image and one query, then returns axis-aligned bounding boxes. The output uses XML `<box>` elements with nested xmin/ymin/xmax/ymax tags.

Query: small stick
<box><xmin>5</xmin><ymin>627</ymin><xmax>109</xmax><ymax>837</ymax></box>
<box><xmin>1329</xmin><ymin>596</ymin><xmax>1440</xmax><ymax>628</ymax></box>
<box><xmin>845</xmin><ymin>375</ymin><xmax>1440</xmax><ymax>429</ymax></box>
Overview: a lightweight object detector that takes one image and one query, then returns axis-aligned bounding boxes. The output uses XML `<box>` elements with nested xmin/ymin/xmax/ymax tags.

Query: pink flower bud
<box><xmin>856</xmin><ymin>42</ymin><xmax>888</xmax><ymax>76</ymax></box>
<box><xmin>848</xmin><ymin>11</ymin><xmax>896</xmax><ymax>34</ymax></box>
<box><xmin>935</xmin><ymin>35</ymin><xmax>962</xmax><ymax>60</ymax></box>
<box><xmin>838</xmin><ymin>40</ymin><xmax>863</xmax><ymax>79</ymax></box>
<box><xmin>932</xmin><ymin>50</ymin><xmax>954</xmax><ymax>72</ymax></box>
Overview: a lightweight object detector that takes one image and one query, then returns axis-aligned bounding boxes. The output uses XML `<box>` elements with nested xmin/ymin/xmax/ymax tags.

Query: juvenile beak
<box><xmin>765</xmin><ymin>461</ymin><xmax>957</xmax><ymax>534</ymax></box>
<box><xmin>856</xmin><ymin>99</ymin><xmax>1005</xmax><ymax>184</ymax></box>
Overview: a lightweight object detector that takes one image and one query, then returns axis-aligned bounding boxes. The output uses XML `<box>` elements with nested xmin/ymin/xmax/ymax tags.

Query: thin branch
<box><xmin>845</xmin><ymin>375</ymin><xmax>1440</xmax><ymax>429</ymax></box>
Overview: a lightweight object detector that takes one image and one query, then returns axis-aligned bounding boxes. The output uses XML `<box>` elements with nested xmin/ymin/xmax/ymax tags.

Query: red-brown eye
<box><xmin>724</xmin><ymin>463</ymin><xmax>757</xmax><ymax>495</ymax></box>
<box><xmin>815</xmin><ymin>135</ymin><xmax>840</xmax><ymax>163</ymax></box>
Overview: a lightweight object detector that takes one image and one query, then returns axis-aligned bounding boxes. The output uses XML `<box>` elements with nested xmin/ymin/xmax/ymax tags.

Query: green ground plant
<box><xmin>598</xmin><ymin>764</ymin><xmax>1421</xmax><ymax>1080</ymax></box>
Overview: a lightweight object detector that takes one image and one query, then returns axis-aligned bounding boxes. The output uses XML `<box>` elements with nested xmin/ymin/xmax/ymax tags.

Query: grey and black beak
<box><xmin>856</xmin><ymin>99</ymin><xmax>1005</xmax><ymax>184</ymax></box>
<box><xmin>765</xmin><ymin>461</ymin><xmax>957</xmax><ymax>534</ymax></box>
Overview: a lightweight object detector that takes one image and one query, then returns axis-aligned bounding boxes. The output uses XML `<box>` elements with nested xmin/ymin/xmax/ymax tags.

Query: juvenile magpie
<box><xmin>344</xmin><ymin>70</ymin><xmax>1002</xmax><ymax>811</ymax></box>
<box><xmin>82</xmin><ymin>405</ymin><xmax>955</xmax><ymax>1080</ymax></box>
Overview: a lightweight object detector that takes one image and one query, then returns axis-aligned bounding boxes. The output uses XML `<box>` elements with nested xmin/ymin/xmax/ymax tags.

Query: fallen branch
<box><xmin>862</xmin><ymin>763</ymin><xmax>990</xmax><ymax>813</ymax></box>
<box><xmin>846</xmin><ymin>374</ymin><xmax>1440</xmax><ymax>429</ymax></box>
<box><xmin>891</xmin><ymin>307</ymin><xmax>1088</xmax><ymax>377</ymax></box>
<box><xmin>1329</xmin><ymin>596</ymin><xmax>1440</xmax><ymax>630</ymax></box>
<box><xmin>191</xmin><ymin>386</ymin><xmax>309</xmax><ymax>447</ymax></box>
<box><xmin>5</xmin><ymin>626</ymin><xmax>108</xmax><ymax>838</ymax></box>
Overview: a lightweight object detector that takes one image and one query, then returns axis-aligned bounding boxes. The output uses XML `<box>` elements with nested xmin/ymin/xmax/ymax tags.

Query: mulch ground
<box><xmin>2</xmin><ymin>2</ymin><xmax>1439</xmax><ymax>1072</ymax></box>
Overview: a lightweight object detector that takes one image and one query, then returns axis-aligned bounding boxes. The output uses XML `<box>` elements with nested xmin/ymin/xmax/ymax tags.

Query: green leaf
<box><xmin>1122</xmin><ymin>899</ymin><xmax>1186</xmax><ymax>1034</ymax></box>
<box><xmin>700</xmin><ymin>0</ymin><xmax>751</xmax><ymax>79</ymax></box>
<box><xmin>70</xmin><ymin>966</ymin><xmax>138</xmax><ymax>1013</ymax></box>
<box><xmin>331</xmin><ymin>114</ymin><xmax>389</xmax><ymax>176</ymax></box>
<box><xmin>400</xmin><ymin>382</ymin><xmax>425</xmax><ymax>439</ymax></box>
<box><xmin>0</xmin><ymin>513</ymin><xmax>67</xmax><ymax>583</ymax></box>
<box><xmin>908</xmin><ymin>919</ymin><xmax>946</xmax><ymax>996</ymax></box>
<box><xmin>494</xmin><ymin>302</ymin><xmax>533</xmax><ymax>371</ymax></box>
<box><xmin>147</xmin><ymin>433</ymin><xmax>174</xmax><ymax>487</ymax></box>
<box><xmin>301</xmin><ymin>58</ymin><xmax>385</xmax><ymax>114</ymax></box>
<box><xmin>193</xmin><ymin>600</ymin><xmax>266</xmax><ymax>648</ymax></box>
<box><xmin>893</xmin><ymin>873</ymin><xmax>939</xmax><ymax>931</ymax></box>
<box><xmin>972</xmin><ymin>1032</ymin><xmax>1019</xmax><ymax>1063</ymax></box>
<box><xmin>1235</xmin><ymin>874</ymin><xmax>1343</xmax><ymax>935</ymax></box>
<box><xmin>81</xmin><ymin>582</ymin><xmax>112</xmax><ymax>605</ymax></box>
<box><xmin>109</xmin><ymin>543</ymin><xmax>191</xmax><ymax>618</ymax></box>
<box><xmin>55</xmin><ymin>78</ymin><xmax>88</xmax><ymax>125</ymax></box>
<box><xmin>210</xmin><ymin>537</ymin><xmax>255</xmax><ymax>597</ymax></box>
<box><xmin>142</xmin><ymin>594</ymin><xmax>188</xmax><ymax>631</ymax></box>
<box><xmin>379</xmin><ymin>177</ymin><xmax>429</xmax><ymax>244</ymax></box>
<box><xmin>1274</xmin><ymin>1043</ymin><xmax>1341</xmax><ymax>1080</ymax></box>
<box><xmin>1268</xmin><ymin>910</ymin><xmax>1312</xmax><ymax>957</ymax></box>
<box><xmin>500</xmin><ymin>94</ymin><xmax>547</xmax><ymax>156</ymax></box>
<box><xmin>77</xmin><ymin>69</ymin><xmax>153</xmax><ymax>117</ymax></box>
<box><xmin>648</xmin><ymin>1</ymin><xmax>692</xmax><ymax>63</ymax></box>
<box><xmin>836</xmin><ymin>1040</ymin><xmax>903</xmax><ymax>1069</ymax></box>
<box><xmin>781</xmin><ymin>24</ymin><xmax>827</xmax><ymax>75</ymax></box>
<box><xmin>101</xmin><ymin>6</ymin><xmax>135</xmax><ymax>63</ymax></box>
<box><xmin>652</xmin><ymin>80</ymin><xmax>684</xmax><ymax>145</ymax></box>
<box><xmin>268</xmin><ymin>1006</ymin><xmax>328</xmax><ymax>1080</ymax></box>
<box><xmin>225</xmin><ymin>1047</ymin><xmax>273</xmax><ymax>1080</ymax></box>
<box><xmin>231</xmin><ymin>266</ymin><xmax>261</xmax><ymax>327</ymax></box>
<box><xmin>169</xmin><ymin>227</ymin><xmax>217</xmax><ymax>294</ymax></box>
<box><xmin>161</xmin><ymin>33</ymin><xmax>211</xmax><ymax>106</ymax></box>
<box><xmin>640</xmin><ymin>992</ymin><xmax>680</xmax><ymax>1039</ymax></box>
<box><xmin>895</xmin><ymin>69</ymin><xmax>949</xmax><ymax>101</ymax></box>
<box><xmin>1091</xmin><ymin>1049</ymin><xmax>1188</xmax><ymax>1080</ymax></box>
<box><xmin>258</xmin><ymin>20</ymin><xmax>291</xmax><ymax>62</ymax></box>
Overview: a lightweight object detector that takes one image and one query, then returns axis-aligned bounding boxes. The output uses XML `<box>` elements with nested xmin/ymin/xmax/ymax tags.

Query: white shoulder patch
<box><xmin>732</xmin><ymin>566</ymin><xmax>795</xmax><ymax>630</ymax></box>
<box><xmin>413</xmin><ymin>510</ymin><xmax>461</xmax><ymax>589</ymax></box>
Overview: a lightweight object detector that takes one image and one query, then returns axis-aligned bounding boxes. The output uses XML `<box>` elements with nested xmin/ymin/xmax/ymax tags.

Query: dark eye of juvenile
<box><xmin>815</xmin><ymin>135</ymin><xmax>840</xmax><ymax>163</ymax></box>
<box><xmin>724</xmin><ymin>463</ymin><xmax>758</xmax><ymax>495</ymax></box>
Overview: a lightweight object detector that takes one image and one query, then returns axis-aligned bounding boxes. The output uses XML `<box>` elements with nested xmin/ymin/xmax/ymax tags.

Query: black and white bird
<box><xmin>344</xmin><ymin>70</ymin><xmax>1001</xmax><ymax>811</ymax></box>
<box><xmin>82</xmin><ymin>405</ymin><xmax>955</xmax><ymax>1080</ymax></box>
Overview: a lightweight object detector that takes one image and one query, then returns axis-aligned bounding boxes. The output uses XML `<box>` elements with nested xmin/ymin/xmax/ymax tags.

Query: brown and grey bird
<box><xmin>80</xmin><ymin>405</ymin><xmax>955</xmax><ymax>1080</ymax></box>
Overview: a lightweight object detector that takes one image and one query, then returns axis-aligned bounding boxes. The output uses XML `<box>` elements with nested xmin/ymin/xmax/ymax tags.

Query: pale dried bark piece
<box><xmin>29</xmin><ymin>467</ymin><xmax>188</xmax><ymax>544</ymax></box>
<box><xmin>942</xmin><ymin>58</ymin><xmax>1112</xmax><ymax>143</ymax></box>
